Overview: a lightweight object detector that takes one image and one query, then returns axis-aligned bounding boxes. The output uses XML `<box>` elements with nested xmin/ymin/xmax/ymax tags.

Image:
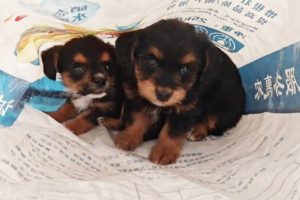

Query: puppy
<box><xmin>113</xmin><ymin>19</ymin><xmax>245</xmax><ymax>164</ymax></box>
<box><xmin>41</xmin><ymin>35</ymin><xmax>123</xmax><ymax>135</ymax></box>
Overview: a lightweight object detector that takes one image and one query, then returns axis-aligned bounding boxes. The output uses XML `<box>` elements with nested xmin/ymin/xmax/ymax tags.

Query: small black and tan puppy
<box><xmin>113</xmin><ymin>19</ymin><xmax>245</xmax><ymax>164</ymax></box>
<box><xmin>41</xmin><ymin>35</ymin><xmax>123</xmax><ymax>135</ymax></box>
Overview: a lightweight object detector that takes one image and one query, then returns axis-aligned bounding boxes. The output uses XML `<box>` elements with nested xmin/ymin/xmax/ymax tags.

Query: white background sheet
<box><xmin>1</xmin><ymin>0</ymin><xmax>300</xmax><ymax>199</ymax></box>
<box><xmin>0</xmin><ymin>106</ymin><xmax>299</xmax><ymax>200</ymax></box>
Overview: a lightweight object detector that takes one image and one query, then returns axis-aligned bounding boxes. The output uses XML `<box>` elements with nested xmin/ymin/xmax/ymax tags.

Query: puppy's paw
<box><xmin>63</xmin><ymin>119</ymin><xmax>94</xmax><ymax>135</ymax></box>
<box><xmin>98</xmin><ymin>117</ymin><xmax>123</xmax><ymax>131</ymax></box>
<box><xmin>149</xmin><ymin>143</ymin><xmax>180</xmax><ymax>165</ymax></box>
<box><xmin>186</xmin><ymin>129</ymin><xmax>207</xmax><ymax>141</ymax></box>
<box><xmin>114</xmin><ymin>131</ymin><xmax>143</xmax><ymax>151</ymax></box>
<box><xmin>187</xmin><ymin>123</ymin><xmax>208</xmax><ymax>141</ymax></box>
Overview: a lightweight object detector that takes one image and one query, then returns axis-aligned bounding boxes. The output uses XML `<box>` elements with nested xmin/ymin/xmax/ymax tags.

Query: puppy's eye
<box><xmin>105</xmin><ymin>65</ymin><xmax>111</xmax><ymax>70</ymax></box>
<box><xmin>147</xmin><ymin>58</ymin><xmax>158</xmax><ymax>68</ymax></box>
<box><xmin>180</xmin><ymin>65</ymin><xmax>191</xmax><ymax>76</ymax></box>
<box><xmin>104</xmin><ymin>62</ymin><xmax>113</xmax><ymax>71</ymax></box>
<box><xmin>143</xmin><ymin>54</ymin><xmax>159</xmax><ymax>69</ymax></box>
<box><xmin>71</xmin><ymin>63</ymin><xmax>85</xmax><ymax>78</ymax></box>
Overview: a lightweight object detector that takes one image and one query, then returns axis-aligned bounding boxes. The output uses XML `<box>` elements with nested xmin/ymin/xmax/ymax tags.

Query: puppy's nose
<box><xmin>156</xmin><ymin>90</ymin><xmax>172</xmax><ymax>102</ymax></box>
<box><xmin>95</xmin><ymin>78</ymin><xmax>107</xmax><ymax>87</ymax></box>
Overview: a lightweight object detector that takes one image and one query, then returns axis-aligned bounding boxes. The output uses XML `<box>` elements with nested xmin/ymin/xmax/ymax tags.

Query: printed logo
<box><xmin>194</xmin><ymin>25</ymin><xmax>244</xmax><ymax>53</ymax></box>
<box><xmin>20</xmin><ymin>0</ymin><xmax>100</xmax><ymax>24</ymax></box>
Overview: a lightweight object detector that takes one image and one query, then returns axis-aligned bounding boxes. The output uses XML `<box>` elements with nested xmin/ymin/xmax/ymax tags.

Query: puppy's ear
<box><xmin>196</xmin><ymin>42</ymin><xmax>227</xmax><ymax>92</ymax></box>
<box><xmin>198</xmin><ymin>40</ymin><xmax>238</xmax><ymax>95</ymax></box>
<box><xmin>115</xmin><ymin>31</ymin><xmax>139</xmax><ymax>69</ymax></box>
<box><xmin>204</xmin><ymin>44</ymin><xmax>224</xmax><ymax>72</ymax></box>
<box><xmin>41</xmin><ymin>46</ymin><xmax>62</xmax><ymax>80</ymax></box>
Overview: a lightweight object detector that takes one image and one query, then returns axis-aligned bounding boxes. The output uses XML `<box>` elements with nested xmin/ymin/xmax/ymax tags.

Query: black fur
<box><xmin>116</xmin><ymin>19</ymin><xmax>245</xmax><ymax>142</ymax></box>
<box><xmin>41</xmin><ymin>35</ymin><xmax>123</xmax><ymax>134</ymax></box>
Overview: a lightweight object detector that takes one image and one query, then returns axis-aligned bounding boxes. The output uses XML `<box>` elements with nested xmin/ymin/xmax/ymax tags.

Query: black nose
<box><xmin>156</xmin><ymin>90</ymin><xmax>172</xmax><ymax>102</ymax></box>
<box><xmin>95</xmin><ymin>78</ymin><xmax>106</xmax><ymax>87</ymax></box>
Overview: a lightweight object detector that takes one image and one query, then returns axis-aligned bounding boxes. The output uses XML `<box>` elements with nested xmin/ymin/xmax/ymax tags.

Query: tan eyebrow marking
<box><xmin>100</xmin><ymin>52</ymin><xmax>111</xmax><ymax>62</ymax></box>
<box><xmin>181</xmin><ymin>52</ymin><xmax>197</xmax><ymax>64</ymax></box>
<box><xmin>74</xmin><ymin>53</ymin><xmax>87</xmax><ymax>63</ymax></box>
<box><xmin>149</xmin><ymin>47</ymin><xmax>163</xmax><ymax>59</ymax></box>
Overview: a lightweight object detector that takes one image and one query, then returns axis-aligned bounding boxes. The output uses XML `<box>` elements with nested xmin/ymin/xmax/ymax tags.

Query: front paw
<box><xmin>149</xmin><ymin>143</ymin><xmax>181</xmax><ymax>165</ymax></box>
<box><xmin>64</xmin><ymin>119</ymin><xmax>94</xmax><ymax>135</ymax></box>
<box><xmin>98</xmin><ymin>117</ymin><xmax>124</xmax><ymax>131</ymax></box>
<box><xmin>114</xmin><ymin>131</ymin><xmax>143</xmax><ymax>151</ymax></box>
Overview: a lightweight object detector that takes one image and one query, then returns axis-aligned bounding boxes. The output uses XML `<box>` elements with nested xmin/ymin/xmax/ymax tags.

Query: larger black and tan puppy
<box><xmin>42</xmin><ymin>35</ymin><xmax>123</xmax><ymax>135</ymax></box>
<box><xmin>114</xmin><ymin>19</ymin><xmax>245</xmax><ymax>165</ymax></box>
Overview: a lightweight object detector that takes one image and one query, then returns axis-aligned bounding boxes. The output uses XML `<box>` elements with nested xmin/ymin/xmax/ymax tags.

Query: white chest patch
<box><xmin>71</xmin><ymin>93</ymin><xmax>107</xmax><ymax>112</ymax></box>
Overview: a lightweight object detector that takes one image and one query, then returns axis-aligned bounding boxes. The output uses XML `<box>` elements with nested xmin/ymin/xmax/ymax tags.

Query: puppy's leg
<box><xmin>98</xmin><ymin>117</ymin><xmax>124</xmax><ymax>131</ymax></box>
<box><xmin>187</xmin><ymin>115</ymin><xmax>217</xmax><ymax>141</ymax></box>
<box><xmin>149</xmin><ymin>122</ymin><xmax>185</xmax><ymax>165</ymax></box>
<box><xmin>64</xmin><ymin>111</ymin><xmax>96</xmax><ymax>135</ymax></box>
<box><xmin>114</xmin><ymin>111</ymin><xmax>152</xmax><ymax>151</ymax></box>
<box><xmin>46</xmin><ymin>102</ymin><xmax>77</xmax><ymax>123</ymax></box>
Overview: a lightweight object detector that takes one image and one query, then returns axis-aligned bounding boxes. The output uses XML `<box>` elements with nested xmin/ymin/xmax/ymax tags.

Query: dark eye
<box><xmin>104</xmin><ymin>62</ymin><xmax>113</xmax><ymax>71</ymax></box>
<box><xmin>142</xmin><ymin>54</ymin><xmax>159</xmax><ymax>69</ymax></box>
<box><xmin>71</xmin><ymin>63</ymin><xmax>85</xmax><ymax>79</ymax></box>
<box><xmin>180</xmin><ymin>65</ymin><xmax>191</xmax><ymax>76</ymax></box>
<box><xmin>147</xmin><ymin>57</ymin><xmax>158</xmax><ymax>68</ymax></box>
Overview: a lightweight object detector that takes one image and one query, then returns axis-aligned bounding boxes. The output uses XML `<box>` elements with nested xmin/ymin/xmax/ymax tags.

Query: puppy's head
<box><xmin>116</xmin><ymin>19</ymin><xmax>214</xmax><ymax>107</ymax></box>
<box><xmin>42</xmin><ymin>35</ymin><xmax>117</xmax><ymax>95</ymax></box>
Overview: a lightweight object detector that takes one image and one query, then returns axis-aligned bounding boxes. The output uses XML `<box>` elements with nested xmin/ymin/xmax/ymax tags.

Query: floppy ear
<box><xmin>204</xmin><ymin>44</ymin><xmax>224</xmax><ymax>72</ymax></box>
<box><xmin>41</xmin><ymin>46</ymin><xmax>62</xmax><ymax>80</ymax></box>
<box><xmin>115</xmin><ymin>31</ymin><xmax>139</xmax><ymax>72</ymax></box>
<box><xmin>196</xmin><ymin>42</ymin><xmax>228</xmax><ymax>93</ymax></box>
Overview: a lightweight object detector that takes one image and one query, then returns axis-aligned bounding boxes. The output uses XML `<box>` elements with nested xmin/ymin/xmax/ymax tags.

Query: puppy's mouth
<box><xmin>81</xmin><ymin>82</ymin><xmax>109</xmax><ymax>96</ymax></box>
<box><xmin>150</xmin><ymin>95</ymin><xmax>181</xmax><ymax>107</ymax></box>
<box><xmin>137</xmin><ymin>80</ymin><xmax>186</xmax><ymax>107</ymax></box>
<box><xmin>152</xmin><ymin>90</ymin><xmax>174</xmax><ymax>107</ymax></box>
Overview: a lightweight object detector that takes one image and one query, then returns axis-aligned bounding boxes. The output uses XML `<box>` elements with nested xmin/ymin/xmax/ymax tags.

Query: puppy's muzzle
<box><xmin>155</xmin><ymin>88</ymin><xmax>172</xmax><ymax>102</ymax></box>
<box><xmin>94</xmin><ymin>77</ymin><xmax>107</xmax><ymax>88</ymax></box>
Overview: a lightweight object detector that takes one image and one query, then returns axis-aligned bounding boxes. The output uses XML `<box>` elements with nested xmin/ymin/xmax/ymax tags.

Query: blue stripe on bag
<box><xmin>0</xmin><ymin>71</ymin><xmax>67</xmax><ymax>127</ymax></box>
<box><xmin>26</xmin><ymin>77</ymin><xmax>67</xmax><ymax>112</ymax></box>
<box><xmin>240</xmin><ymin>41</ymin><xmax>300</xmax><ymax>113</ymax></box>
<box><xmin>0</xmin><ymin>70</ymin><xmax>30</xmax><ymax>127</ymax></box>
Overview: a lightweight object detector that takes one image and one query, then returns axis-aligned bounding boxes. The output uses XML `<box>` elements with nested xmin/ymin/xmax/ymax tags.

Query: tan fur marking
<box><xmin>156</xmin><ymin>86</ymin><xmax>172</xmax><ymax>95</ymax></box>
<box><xmin>167</xmin><ymin>88</ymin><xmax>187</xmax><ymax>106</ymax></box>
<box><xmin>100</xmin><ymin>51</ymin><xmax>111</xmax><ymax>62</ymax></box>
<box><xmin>149</xmin><ymin>47</ymin><xmax>163</xmax><ymax>59</ymax></box>
<box><xmin>74</xmin><ymin>53</ymin><xmax>87</xmax><ymax>63</ymax></box>
<box><xmin>207</xmin><ymin>115</ymin><xmax>217</xmax><ymax>129</ymax></box>
<box><xmin>46</xmin><ymin>102</ymin><xmax>77</xmax><ymax>122</ymax></box>
<box><xmin>149</xmin><ymin>123</ymin><xmax>184</xmax><ymax>165</ymax></box>
<box><xmin>181</xmin><ymin>52</ymin><xmax>196</xmax><ymax>64</ymax></box>
<box><xmin>114</xmin><ymin>112</ymin><xmax>153</xmax><ymax>151</ymax></box>
<box><xmin>61</xmin><ymin>71</ymin><xmax>90</xmax><ymax>93</ymax></box>
<box><xmin>187</xmin><ymin>115</ymin><xmax>217</xmax><ymax>141</ymax></box>
<box><xmin>137</xmin><ymin>79</ymin><xmax>156</xmax><ymax>102</ymax></box>
<box><xmin>99</xmin><ymin>117</ymin><xmax>124</xmax><ymax>131</ymax></box>
<box><xmin>187</xmin><ymin>123</ymin><xmax>208</xmax><ymax>141</ymax></box>
<box><xmin>64</xmin><ymin>112</ymin><xmax>95</xmax><ymax>135</ymax></box>
<box><xmin>137</xmin><ymin>79</ymin><xmax>187</xmax><ymax>107</ymax></box>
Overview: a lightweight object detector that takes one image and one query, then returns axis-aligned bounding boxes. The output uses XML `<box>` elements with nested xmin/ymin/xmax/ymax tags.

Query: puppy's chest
<box><xmin>71</xmin><ymin>93</ymin><xmax>106</xmax><ymax>112</ymax></box>
<box><xmin>145</xmin><ymin>107</ymin><xmax>165</xmax><ymax>123</ymax></box>
<box><xmin>149</xmin><ymin>109</ymin><xmax>161</xmax><ymax>123</ymax></box>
